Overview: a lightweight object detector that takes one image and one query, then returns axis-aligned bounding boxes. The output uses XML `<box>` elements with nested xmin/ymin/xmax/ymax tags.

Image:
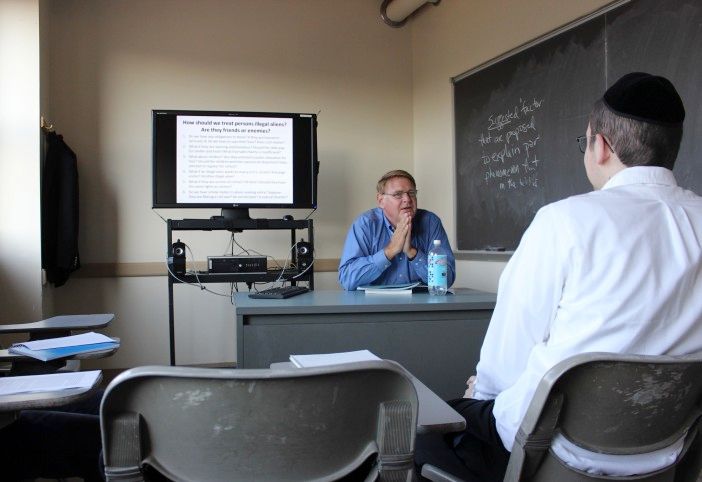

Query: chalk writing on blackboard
<box><xmin>477</xmin><ymin>97</ymin><xmax>544</xmax><ymax>192</ymax></box>
<box><xmin>453</xmin><ymin>0</ymin><xmax>701</xmax><ymax>253</ymax></box>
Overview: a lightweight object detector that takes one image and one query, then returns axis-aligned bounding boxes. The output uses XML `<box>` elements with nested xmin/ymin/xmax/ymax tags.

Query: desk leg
<box><xmin>167</xmin><ymin>220</ymin><xmax>176</xmax><ymax>366</ymax></box>
<box><xmin>168</xmin><ymin>275</ymin><xmax>176</xmax><ymax>366</ymax></box>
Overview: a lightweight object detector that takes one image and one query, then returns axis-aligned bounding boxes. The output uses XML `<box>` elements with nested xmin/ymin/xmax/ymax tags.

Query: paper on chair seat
<box><xmin>289</xmin><ymin>349</ymin><xmax>381</xmax><ymax>368</ymax></box>
<box><xmin>0</xmin><ymin>370</ymin><xmax>101</xmax><ymax>396</ymax></box>
<box><xmin>11</xmin><ymin>332</ymin><xmax>114</xmax><ymax>350</ymax></box>
<box><xmin>8</xmin><ymin>332</ymin><xmax>119</xmax><ymax>361</ymax></box>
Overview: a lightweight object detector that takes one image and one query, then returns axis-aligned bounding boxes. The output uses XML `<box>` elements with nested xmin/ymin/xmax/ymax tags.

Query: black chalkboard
<box><xmin>454</xmin><ymin>0</ymin><xmax>702</xmax><ymax>252</ymax></box>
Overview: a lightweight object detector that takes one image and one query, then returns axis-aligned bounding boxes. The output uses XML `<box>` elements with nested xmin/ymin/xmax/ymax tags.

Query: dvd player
<box><xmin>207</xmin><ymin>255</ymin><xmax>267</xmax><ymax>274</ymax></box>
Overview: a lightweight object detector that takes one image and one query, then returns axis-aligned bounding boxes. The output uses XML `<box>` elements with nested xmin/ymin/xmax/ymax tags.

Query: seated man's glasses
<box><xmin>383</xmin><ymin>190</ymin><xmax>418</xmax><ymax>200</ymax></box>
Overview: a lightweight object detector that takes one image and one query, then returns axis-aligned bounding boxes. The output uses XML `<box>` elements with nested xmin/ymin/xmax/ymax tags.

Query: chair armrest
<box><xmin>0</xmin><ymin>314</ymin><xmax>114</xmax><ymax>337</ymax></box>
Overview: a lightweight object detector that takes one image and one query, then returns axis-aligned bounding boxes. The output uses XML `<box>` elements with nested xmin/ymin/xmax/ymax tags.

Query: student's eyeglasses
<box><xmin>577</xmin><ymin>134</ymin><xmax>615</xmax><ymax>154</ymax></box>
<box><xmin>382</xmin><ymin>190</ymin><xmax>418</xmax><ymax>200</ymax></box>
<box><xmin>577</xmin><ymin>135</ymin><xmax>595</xmax><ymax>154</ymax></box>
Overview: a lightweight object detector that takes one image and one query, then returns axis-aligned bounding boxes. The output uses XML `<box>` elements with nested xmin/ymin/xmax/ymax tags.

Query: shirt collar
<box><xmin>376</xmin><ymin>207</ymin><xmax>395</xmax><ymax>232</ymax></box>
<box><xmin>602</xmin><ymin>166</ymin><xmax>678</xmax><ymax>191</ymax></box>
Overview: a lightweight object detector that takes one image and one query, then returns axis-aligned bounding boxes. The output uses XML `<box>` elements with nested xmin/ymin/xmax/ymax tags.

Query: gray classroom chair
<box><xmin>100</xmin><ymin>360</ymin><xmax>419</xmax><ymax>481</ymax></box>
<box><xmin>422</xmin><ymin>352</ymin><xmax>702</xmax><ymax>482</ymax></box>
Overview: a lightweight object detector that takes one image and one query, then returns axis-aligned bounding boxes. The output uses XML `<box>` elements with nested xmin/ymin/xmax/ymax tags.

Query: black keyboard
<box><xmin>248</xmin><ymin>286</ymin><xmax>310</xmax><ymax>299</ymax></box>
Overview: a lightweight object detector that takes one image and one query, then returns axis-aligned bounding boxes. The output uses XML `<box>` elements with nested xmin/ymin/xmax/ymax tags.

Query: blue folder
<box><xmin>9</xmin><ymin>341</ymin><xmax>119</xmax><ymax>361</ymax></box>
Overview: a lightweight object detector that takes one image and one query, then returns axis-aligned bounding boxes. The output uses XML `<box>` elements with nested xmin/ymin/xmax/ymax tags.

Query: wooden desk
<box><xmin>235</xmin><ymin>289</ymin><xmax>496</xmax><ymax>399</ymax></box>
<box><xmin>270</xmin><ymin>361</ymin><xmax>466</xmax><ymax>434</ymax></box>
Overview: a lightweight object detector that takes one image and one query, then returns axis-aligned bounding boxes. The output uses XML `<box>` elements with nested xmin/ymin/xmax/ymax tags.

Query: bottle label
<box><xmin>428</xmin><ymin>253</ymin><xmax>448</xmax><ymax>288</ymax></box>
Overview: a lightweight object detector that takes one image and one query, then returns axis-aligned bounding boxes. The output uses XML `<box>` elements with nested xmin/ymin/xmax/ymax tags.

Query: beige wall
<box><xmin>46</xmin><ymin>0</ymin><xmax>413</xmax><ymax>264</ymax></box>
<box><xmin>36</xmin><ymin>0</ymin><xmax>617</xmax><ymax>369</ymax></box>
<box><xmin>410</xmin><ymin>0</ymin><xmax>613</xmax><ymax>292</ymax></box>
<box><xmin>0</xmin><ymin>0</ymin><xmax>43</xmax><ymax>323</ymax></box>
<box><xmin>45</xmin><ymin>0</ymin><xmax>413</xmax><ymax>367</ymax></box>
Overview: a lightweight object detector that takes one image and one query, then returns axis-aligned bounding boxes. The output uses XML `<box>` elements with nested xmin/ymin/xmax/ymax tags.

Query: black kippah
<box><xmin>603</xmin><ymin>72</ymin><xmax>685</xmax><ymax>125</ymax></box>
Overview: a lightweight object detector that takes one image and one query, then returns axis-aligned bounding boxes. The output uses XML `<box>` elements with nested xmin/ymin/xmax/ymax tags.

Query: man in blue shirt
<box><xmin>338</xmin><ymin>169</ymin><xmax>456</xmax><ymax>290</ymax></box>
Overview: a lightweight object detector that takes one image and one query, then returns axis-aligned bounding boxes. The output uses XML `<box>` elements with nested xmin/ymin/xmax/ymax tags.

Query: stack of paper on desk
<box><xmin>357</xmin><ymin>282</ymin><xmax>425</xmax><ymax>294</ymax></box>
<box><xmin>9</xmin><ymin>332</ymin><xmax>119</xmax><ymax>361</ymax></box>
<box><xmin>0</xmin><ymin>370</ymin><xmax>101</xmax><ymax>396</ymax></box>
<box><xmin>289</xmin><ymin>349</ymin><xmax>381</xmax><ymax>368</ymax></box>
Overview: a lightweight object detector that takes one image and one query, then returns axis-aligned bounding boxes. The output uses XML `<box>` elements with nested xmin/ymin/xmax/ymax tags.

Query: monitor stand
<box><xmin>221</xmin><ymin>208</ymin><xmax>251</xmax><ymax>221</ymax></box>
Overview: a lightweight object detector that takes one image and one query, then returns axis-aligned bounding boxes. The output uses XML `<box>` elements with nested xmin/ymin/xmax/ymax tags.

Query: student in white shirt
<box><xmin>416</xmin><ymin>73</ymin><xmax>702</xmax><ymax>481</ymax></box>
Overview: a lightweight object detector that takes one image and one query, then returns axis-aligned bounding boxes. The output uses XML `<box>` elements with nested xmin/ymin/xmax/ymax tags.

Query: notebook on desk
<box><xmin>8</xmin><ymin>332</ymin><xmax>119</xmax><ymax>361</ymax></box>
<box><xmin>357</xmin><ymin>282</ymin><xmax>427</xmax><ymax>294</ymax></box>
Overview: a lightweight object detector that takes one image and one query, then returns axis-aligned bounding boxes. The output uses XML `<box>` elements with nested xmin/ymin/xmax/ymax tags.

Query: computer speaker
<box><xmin>170</xmin><ymin>240</ymin><xmax>186</xmax><ymax>276</ymax></box>
<box><xmin>296</xmin><ymin>241</ymin><xmax>313</xmax><ymax>271</ymax></box>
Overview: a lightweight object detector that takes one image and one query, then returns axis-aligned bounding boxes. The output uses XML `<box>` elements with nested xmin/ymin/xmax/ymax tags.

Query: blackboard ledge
<box><xmin>456</xmin><ymin>251</ymin><xmax>513</xmax><ymax>261</ymax></box>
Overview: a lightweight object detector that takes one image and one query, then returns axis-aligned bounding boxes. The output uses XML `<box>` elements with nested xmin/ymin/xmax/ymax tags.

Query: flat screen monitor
<box><xmin>152</xmin><ymin>110</ymin><xmax>318</xmax><ymax>219</ymax></box>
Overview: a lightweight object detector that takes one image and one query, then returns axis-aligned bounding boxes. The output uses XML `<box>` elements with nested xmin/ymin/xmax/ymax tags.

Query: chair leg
<box><xmin>420</xmin><ymin>463</ymin><xmax>466</xmax><ymax>482</ymax></box>
<box><xmin>674</xmin><ymin>427</ymin><xmax>702</xmax><ymax>482</ymax></box>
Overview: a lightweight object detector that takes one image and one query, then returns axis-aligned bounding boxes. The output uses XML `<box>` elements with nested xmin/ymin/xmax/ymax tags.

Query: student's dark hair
<box><xmin>376</xmin><ymin>169</ymin><xmax>416</xmax><ymax>193</ymax></box>
<box><xmin>588</xmin><ymin>99</ymin><xmax>683</xmax><ymax>170</ymax></box>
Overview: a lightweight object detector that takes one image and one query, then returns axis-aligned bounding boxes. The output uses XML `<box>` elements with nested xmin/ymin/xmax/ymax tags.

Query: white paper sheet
<box><xmin>0</xmin><ymin>370</ymin><xmax>101</xmax><ymax>396</ymax></box>
<box><xmin>289</xmin><ymin>349</ymin><xmax>380</xmax><ymax>368</ymax></box>
<box><xmin>11</xmin><ymin>332</ymin><xmax>114</xmax><ymax>351</ymax></box>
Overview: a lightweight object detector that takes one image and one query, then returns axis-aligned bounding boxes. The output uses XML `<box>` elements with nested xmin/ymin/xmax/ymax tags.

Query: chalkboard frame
<box><xmin>452</xmin><ymin>0</ymin><xmax>631</xmax><ymax>260</ymax></box>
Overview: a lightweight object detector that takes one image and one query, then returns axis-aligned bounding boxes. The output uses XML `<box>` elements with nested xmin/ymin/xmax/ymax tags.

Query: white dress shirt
<box><xmin>473</xmin><ymin>166</ymin><xmax>702</xmax><ymax>475</ymax></box>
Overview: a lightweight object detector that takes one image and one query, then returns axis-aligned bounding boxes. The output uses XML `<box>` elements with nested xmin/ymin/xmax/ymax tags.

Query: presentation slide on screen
<box><xmin>176</xmin><ymin>115</ymin><xmax>294</xmax><ymax>204</ymax></box>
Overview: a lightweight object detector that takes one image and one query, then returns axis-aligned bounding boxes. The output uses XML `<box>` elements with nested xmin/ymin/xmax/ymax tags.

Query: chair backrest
<box><xmin>100</xmin><ymin>360</ymin><xmax>418</xmax><ymax>482</ymax></box>
<box><xmin>505</xmin><ymin>352</ymin><xmax>702</xmax><ymax>482</ymax></box>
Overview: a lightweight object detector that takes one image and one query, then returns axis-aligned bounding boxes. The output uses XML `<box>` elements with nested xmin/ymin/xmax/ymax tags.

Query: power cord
<box><xmin>166</xmin><ymin>235</ymin><xmax>313</xmax><ymax>295</ymax></box>
<box><xmin>152</xmin><ymin>209</ymin><xmax>168</xmax><ymax>223</ymax></box>
<box><xmin>164</xmin><ymin>242</ymin><xmax>234</xmax><ymax>298</ymax></box>
<box><xmin>304</xmin><ymin>207</ymin><xmax>317</xmax><ymax>220</ymax></box>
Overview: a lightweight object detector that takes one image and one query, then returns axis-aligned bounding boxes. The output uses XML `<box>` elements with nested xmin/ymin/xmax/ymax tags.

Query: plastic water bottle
<box><xmin>428</xmin><ymin>239</ymin><xmax>448</xmax><ymax>296</ymax></box>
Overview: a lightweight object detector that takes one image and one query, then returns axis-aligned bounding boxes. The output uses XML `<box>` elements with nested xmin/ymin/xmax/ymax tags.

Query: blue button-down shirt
<box><xmin>338</xmin><ymin>207</ymin><xmax>456</xmax><ymax>291</ymax></box>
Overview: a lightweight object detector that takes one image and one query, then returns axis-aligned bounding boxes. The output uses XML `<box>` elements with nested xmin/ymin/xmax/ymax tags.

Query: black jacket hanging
<box><xmin>41</xmin><ymin>131</ymin><xmax>80</xmax><ymax>287</ymax></box>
